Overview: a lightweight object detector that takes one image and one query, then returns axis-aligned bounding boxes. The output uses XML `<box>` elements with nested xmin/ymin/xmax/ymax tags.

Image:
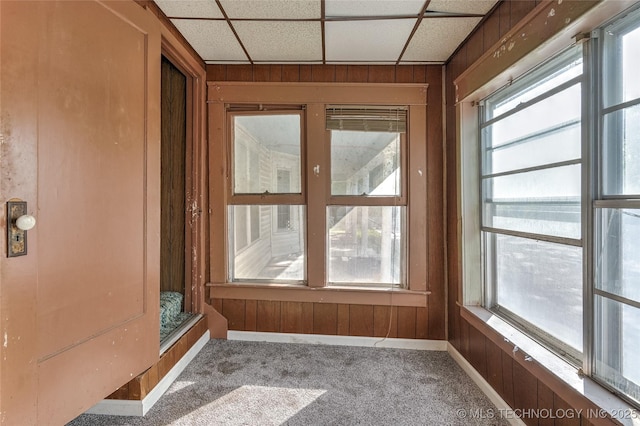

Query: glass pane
<box><xmin>233</xmin><ymin>114</ymin><xmax>301</xmax><ymax>194</ymax></box>
<box><xmin>229</xmin><ymin>205</ymin><xmax>305</xmax><ymax>282</ymax></box>
<box><xmin>604</xmin><ymin>20</ymin><xmax>640</xmax><ymax>107</ymax></box>
<box><xmin>483</xmin><ymin>165</ymin><xmax>581</xmax><ymax>239</ymax></box>
<box><xmin>594</xmin><ymin>296</ymin><xmax>640</xmax><ymax>406</ymax></box>
<box><xmin>484</xmin><ymin>121</ymin><xmax>580</xmax><ymax>175</ymax></box>
<box><xmin>487</xmin><ymin>83</ymin><xmax>581</xmax><ymax>150</ymax></box>
<box><xmin>596</xmin><ymin>209</ymin><xmax>640</xmax><ymax>303</ymax></box>
<box><xmin>491</xmin><ymin>233</ymin><xmax>583</xmax><ymax>351</ymax></box>
<box><xmin>486</xmin><ymin>51</ymin><xmax>582</xmax><ymax>118</ymax></box>
<box><xmin>603</xmin><ymin>105</ymin><xmax>640</xmax><ymax>196</ymax></box>
<box><xmin>331</xmin><ymin>130</ymin><xmax>401</xmax><ymax>196</ymax></box>
<box><xmin>327</xmin><ymin>206</ymin><xmax>403</xmax><ymax>285</ymax></box>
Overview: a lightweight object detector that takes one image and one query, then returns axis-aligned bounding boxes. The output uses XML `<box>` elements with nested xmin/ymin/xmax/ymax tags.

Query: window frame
<box><xmin>208</xmin><ymin>82</ymin><xmax>429</xmax><ymax>293</ymax></box>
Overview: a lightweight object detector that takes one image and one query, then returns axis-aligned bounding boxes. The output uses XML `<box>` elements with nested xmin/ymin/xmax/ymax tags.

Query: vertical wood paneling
<box><xmin>426</xmin><ymin>65</ymin><xmax>445</xmax><ymax>340</ymax></box>
<box><xmin>223</xmin><ymin>299</ymin><xmax>246</xmax><ymax>330</ymax></box>
<box><xmin>268</xmin><ymin>65</ymin><xmax>282</xmax><ymax>82</ymax></box>
<box><xmin>510</xmin><ymin>0</ymin><xmax>537</xmax><ymax>28</ymax></box>
<box><xmin>253</xmin><ymin>64</ymin><xmax>270</xmax><ymax>81</ymax></box>
<box><xmin>537</xmin><ymin>380</ymin><xmax>555</xmax><ymax>426</ymax></box>
<box><xmin>397</xmin><ymin>306</ymin><xmax>417</xmax><ymax>338</ymax></box>
<box><xmin>368</xmin><ymin>65</ymin><xmax>395</xmax><ymax>83</ymax></box>
<box><xmin>245</xmin><ymin>299</ymin><xmax>257</xmax><ymax>331</ymax></box>
<box><xmin>311</xmin><ymin>65</ymin><xmax>335</xmax><ymax>82</ymax></box>
<box><xmin>281</xmin><ymin>301</ymin><xmax>304</xmax><ymax>333</ymax></box>
<box><xmin>282</xmin><ymin>65</ymin><xmax>300</xmax><ymax>82</ymax></box>
<box><xmin>207</xmin><ymin>64</ymin><xmax>226</xmax><ymax>81</ymax></box>
<box><xmin>256</xmin><ymin>300</ymin><xmax>280</xmax><ymax>332</ymax></box>
<box><xmin>512</xmin><ymin>361</ymin><xmax>539</xmax><ymax>426</ymax></box>
<box><xmin>373</xmin><ymin>306</ymin><xmax>397</xmax><ymax>338</ymax></box>
<box><xmin>302</xmin><ymin>302</ymin><xmax>314</xmax><ymax>334</ymax></box>
<box><xmin>413</xmin><ymin>65</ymin><xmax>427</xmax><ymax>83</ymax></box>
<box><xmin>313</xmin><ymin>303</ymin><xmax>338</xmax><ymax>335</ymax></box>
<box><xmin>334</xmin><ymin>65</ymin><xmax>348</xmax><ymax>82</ymax></box>
<box><xmin>485</xmin><ymin>338</ymin><xmax>503</xmax><ymax>395</ymax></box>
<box><xmin>459</xmin><ymin>318</ymin><xmax>470</xmax><ymax>359</ymax></box>
<box><xmin>349</xmin><ymin>305</ymin><xmax>374</xmax><ymax>336</ymax></box>
<box><xmin>337</xmin><ymin>304</ymin><xmax>350</xmax><ymax>335</ymax></box>
<box><xmin>554</xmin><ymin>395</ymin><xmax>581</xmax><ymax>426</ymax></box>
<box><xmin>501</xmin><ymin>351</ymin><xmax>515</xmax><ymax>408</ymax></box>
<box><xmin>211</xmin><ymin>298</ymin><xmax>223</xmax><ymax>313</ymax></box>
<box><xmin>347</xmin><ymin>66</ymin><xmax>368</xmax><ymax>82</ymax></box>
<box><xmin>468</xmin><ymin>325</ymin><xmax>487</xmax><ymax>378</ymax></box>
<box><xmin>227</xmin><ymin>65</ymin><xmax>253</xmax><ymax>81</ymax></box>
<box><xmin>396</xmin><ymin>66</ymin><xmax>414</xmax><ymax>83</ymax></box>
<box><xmin>415</xmin><ymin>307</ymin><xmax>429</xmax><ymax>339</ymax></box>
<box><xmin>498</xmin><ymin>1</ymin><xmax>512</xmax><ymax>38</ymax></box>
<box><xmin>465</xmin><ymin>26</ymin><xmax>484</xmax><ymax>66</ymax></box>
<box><xmin>483</xmin><ymin>10</ymin><xmax>501</xmax><ymax>50</ymax></box>
<box><xmin>299</xmin><ymin>65</ymin><xmax>312</xmax><ymax>81</ymax></box>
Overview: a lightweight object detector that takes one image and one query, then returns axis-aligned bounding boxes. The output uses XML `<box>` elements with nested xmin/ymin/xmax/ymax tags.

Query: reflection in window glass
<box><xmin>229</xmin><ymin>205</ymin><xmax>305</xmax><ymax>282</ymax></box>
<box><xmin>594</xmin><ymin>296</ymin><xmax>640</xmax><ymax>406</ymax></box>
<box><xmin>603</xmin><ymin>105</ymin><xmax>640</xmax><ymax>195</ymax></box>
<box><xmin>491</xmin><ymin>233</ymin><xmax>583</xmax><ymax>352</ymax></box>
<box><xmin>331</xmin><ymin>131</ymin><xmax>401</xmax><ymax>196</ymax></box>
<box><xmin>327</xmin><ymin>206</ymin><xmax>403</xmax><ymax>285</ymax></box>
<box><xmin>233</xmin><ymin>114</ymin><xmax>301</xmax><ymax>194</ymax></box>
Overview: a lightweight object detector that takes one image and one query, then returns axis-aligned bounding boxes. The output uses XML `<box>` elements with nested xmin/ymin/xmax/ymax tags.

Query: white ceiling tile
<box><xmin>427</xmin><ymin>0</ymin><xmax>497</xmax><ymax>15</ymax></box>
<box><xmin>172</xmin><ymin>19</ymin><xmax>248</xmax><ymax>61</ymax></box>
<box><xmin>219</xmin><ymin>0</ymin><xmax>320</xmax><ymax>19</ymax></box>
<box><xmin>233</xmin><ymin>21</ymin><xmax>322</xmax><ymax>61</ymax></box>
<box><xmin>402</xmin><ymin>17</ymin><xmax>481</xmax><ymax>62</ymax></box>
<box><xmin>155</xmin><ymin>0</ymin><xmax>223</xmax><ymax>18</ymax></box>
<box><xmin>326</xmin><ymin>0</ymin><xmax>425</xmax><ymax>17</ymax></box>
<box><xmin>326</xmin><ymin>19</ymin><xmax>414</xmax><ymax>62</ymax></box>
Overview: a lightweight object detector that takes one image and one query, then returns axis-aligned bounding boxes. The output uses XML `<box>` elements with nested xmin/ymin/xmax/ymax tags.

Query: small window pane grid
<box><xmin>479</xmin><ymin>6</ymin><xmax>640</xmax><ymax>408</ymax></box>
<box><xmin>228</xmin><ymin>106</ymin><xmax>408</xmax><ymax>288</ymax></box>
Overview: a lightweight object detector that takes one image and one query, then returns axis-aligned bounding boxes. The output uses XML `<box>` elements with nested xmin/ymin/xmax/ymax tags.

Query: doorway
<box><xmin>160</xmin><ymin>55</ymin><xmax>196</xmax><ymax>351</ymax></box>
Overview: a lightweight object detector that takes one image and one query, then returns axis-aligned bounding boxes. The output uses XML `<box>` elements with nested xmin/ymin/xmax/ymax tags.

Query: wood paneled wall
<box><xmin>446</xmin><ymin>2</ymin><xmax>619</xmax><ymax>425</ymax></box>
<box><xmin>206</xmin><ymin>64</ymin><xmax>444</xmax><ymax>340</ymax></box>
<box><xmin>212</xmin><ymin>299</ymin><xmax>429</xmax><ymax>339</ymax></box>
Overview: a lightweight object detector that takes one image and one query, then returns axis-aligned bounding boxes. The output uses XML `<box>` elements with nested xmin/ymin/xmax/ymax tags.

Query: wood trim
<box><xmin>306</xmin><ymin>103</ymin><xmax>327</xmax><ymax>288</ymax></box>
<box><xmin>208</xmin><ymin>283</ymin><xmax>428</xmax><ymax>307</ymax></box>
<box><xmin>454</xmin><ymin>0</ymin><xmax>637</xmax><ymax>102</ymax></box>
<box><xmin>209</xmin><ymin>102</ymin><xmax>228</xmax><ymax>283</ymax></box>
<box><xmin>207</xmin><ymin>82</ymin><xmax>428</xmax><ymax>105</ymax></box>
<box><xmin>408</xmin><ymin>104</ymin><xmax>428</xmax><ymax>292</ymax></box>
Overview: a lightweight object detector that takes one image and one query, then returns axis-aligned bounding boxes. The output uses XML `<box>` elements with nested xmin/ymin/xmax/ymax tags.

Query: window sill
<box><xmin>461</xmin><ymin>305</ymin><xmax>639</xmax><ymax>425</ymax></box>
<box><xmin>207</xmin><ymin>282</ymin><xmax>429</xmax><ymax>307</ymax></box>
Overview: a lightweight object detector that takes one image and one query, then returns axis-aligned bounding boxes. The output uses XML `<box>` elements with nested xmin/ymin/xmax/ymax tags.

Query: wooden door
<box><xmin>0</xmin><ymin>1</ymin><xmax>161</xmax><ymax>424</ymax></box>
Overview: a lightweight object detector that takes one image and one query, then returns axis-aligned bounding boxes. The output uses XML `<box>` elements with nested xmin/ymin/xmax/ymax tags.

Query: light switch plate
<box><xmin>7</xmin><ymin>200</ymin><xmax>27</xmax><ymax>257</ymax></box>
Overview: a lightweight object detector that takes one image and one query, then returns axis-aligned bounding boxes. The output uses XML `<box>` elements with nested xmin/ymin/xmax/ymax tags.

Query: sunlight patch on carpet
<box><xmin>177</xmin><ymin>385</ymin><xmax>326</xmax><ymax>425</ymax></box>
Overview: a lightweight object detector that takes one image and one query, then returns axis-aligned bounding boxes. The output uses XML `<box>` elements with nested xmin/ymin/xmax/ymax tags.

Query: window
<box><xmin>228</xmin><ymin>112</ymin><xmax>305</xmax><ymax>282</ymax></box>
<box><xmin>469</xmin><ymin>5</ymin><xmax>640</xmax><ymax>408</ymax></box>
<box><xmin>480</xmin><ymin>48</ymin><xmax>584</xmax><ymax>360</ymax></box>
<box><xmin>594</xmin><ymin>9</ymin><xmax>640</xmax><ymax>406</ymax></box>
<box><xmin>214</xmin><ymin>83</ymin><xmax>427</xmax><ymax>291</ymax></box>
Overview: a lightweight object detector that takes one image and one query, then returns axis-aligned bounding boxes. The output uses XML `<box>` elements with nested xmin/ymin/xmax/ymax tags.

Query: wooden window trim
<box><xmin>208</xmin><ymin>82</ymin><xmax>428</xmax><ymax>292</ymax></box>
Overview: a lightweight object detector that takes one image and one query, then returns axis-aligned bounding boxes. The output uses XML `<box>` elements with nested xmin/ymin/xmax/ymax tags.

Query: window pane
<box><xmin>331</xmin><ymin>131</ymin><xmax>401</xmax><ymax>196</ymax></box>
<box><xmin>328</xmin><ymin>206</ymin><xmax>403</xmax><ymax>285</ymax></box>
<box><xmin>603</xmin><ymin>105</ymin><xmax>640</xmax><ymax>196</ymax></box>
<box><xmin>490</xmin><ymin>233</ymin><xmax>583</xmax><ymax>352</ymax></box>
<box><xmin>486</xmin><ymin>83</ymin><xmax>581</xmax><ymax>150</ymax></box>
<box><xmin>596</xmin><ymin>209</ymin><xmax>640</xmax><ymax>303</ymax></box>
<box><xmin>594</xmin><ymin>296</ymin><xmax>640</xmax><ymax>406</ymax></box>
<box><xmin>483</xmin><ymin>165</ymin><xmax>581</xmax><ymax>239</ymax></box>
<box><xmin>484</xmin><ymin>121</ymin><xmax>580</xmax><ymax>175</ymax></box>
<box><xmin>233</xmin><ymin>114</ymin><xmax>301</xmax><ymax>194</ymax></box>
<box><xmin>229</xmin><ymin>205</ymin><xmax>305</xmax><ymax>282</ymax></box>
<box><xmin>604</xmin><ymin>19</ymin><xmax>640</xmax><ymax>107</ymax></box>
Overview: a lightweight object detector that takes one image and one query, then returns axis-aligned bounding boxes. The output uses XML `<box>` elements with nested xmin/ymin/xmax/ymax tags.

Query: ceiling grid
<box><xmin>154</xmin><ymin>0</ymin><xmax>498</xmax><ymax>64</ymax></box>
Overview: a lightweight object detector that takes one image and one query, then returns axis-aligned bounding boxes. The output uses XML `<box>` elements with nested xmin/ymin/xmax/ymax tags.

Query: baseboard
<box><xmin>227</xmin><ymin>330</ymin><xmax>448</xmax><ymax>351</ymax></box>
<box><xmin>85</xmin><ymin>330</ymin><xmax>210</xmax><ymax>417</ymax></box>
<box><xmin>447</xmin><ymin>343</ymin><xmax>526</xmax><ymax>426</ymax></box>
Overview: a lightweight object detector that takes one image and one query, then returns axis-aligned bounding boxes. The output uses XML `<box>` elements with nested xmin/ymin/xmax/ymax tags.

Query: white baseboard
<box><xmin>85</xmin><ymin>330</ymin><xmax>210</xmax><ymax>417</ymax></box>
<box><xmin>227</xmin><ymin>330</ymin><xmax>448</xmax><ymax>351</ymax></box>
<box><xmin>447</xmin><ymin>343</ymin><xmax>526</xmax><ymax>426</ymax></box>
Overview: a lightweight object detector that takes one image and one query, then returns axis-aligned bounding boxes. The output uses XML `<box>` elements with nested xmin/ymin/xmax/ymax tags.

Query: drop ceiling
<box><xmin>155</xmin><ymin>0</ymin><xmax>498</xmax><ymax>64</ymax></box>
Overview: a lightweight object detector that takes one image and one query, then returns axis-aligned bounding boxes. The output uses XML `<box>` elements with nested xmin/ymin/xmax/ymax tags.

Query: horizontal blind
<box><xmin>326</xmin><ymin>105</ymin><xmax>407</xmax><ymax>133</ymax></box>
